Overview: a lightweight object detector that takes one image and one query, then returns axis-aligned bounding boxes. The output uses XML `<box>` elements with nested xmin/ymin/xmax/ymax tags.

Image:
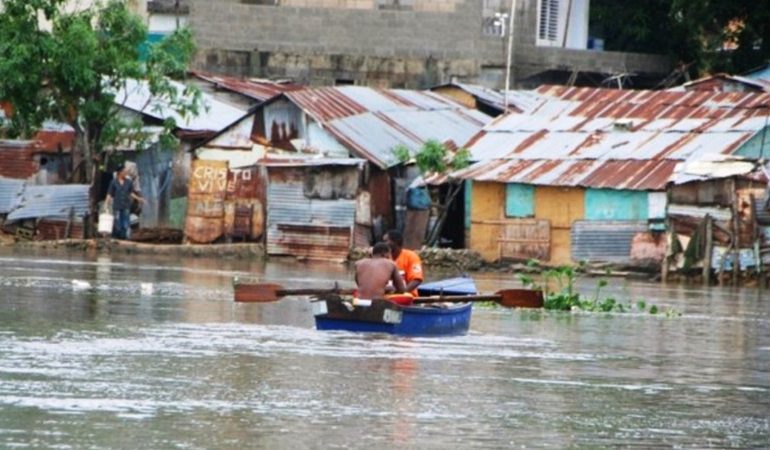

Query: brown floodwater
<box><xmin>0</xmin><ymin>247</ymin><xmax>768</xmax><ymax>449</ymax></box>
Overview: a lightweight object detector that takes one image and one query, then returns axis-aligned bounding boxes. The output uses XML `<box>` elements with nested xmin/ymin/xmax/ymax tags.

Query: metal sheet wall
<box><xmin>0</xmin><ymin>178</ymin><xmax>24</xmax><ymax>214</ymax></box>
<box><xmin>571</xmin><ymin>220</ymin><xmax>649</xmax><ymax>262</ymax></box>
<box><xmin>266</xmin><ymin>182</ymin><xmax>356</xmax><ymax>261</ymax></box>
<box><xmin>7</xmin><ymin>184</ymin><xmax>89</xmax><ymax>221</ymax></box>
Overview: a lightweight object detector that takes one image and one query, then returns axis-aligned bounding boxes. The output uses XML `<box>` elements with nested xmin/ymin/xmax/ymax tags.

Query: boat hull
<box><xmin>313</xmin><ymin>297</ymin><xmax>471</xmax><ymax>336</ymax></box>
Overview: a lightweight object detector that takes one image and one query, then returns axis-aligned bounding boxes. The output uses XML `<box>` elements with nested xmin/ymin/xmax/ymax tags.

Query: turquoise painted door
<box><xmin>585</xmin><ymin>189</ymin><xmax>648</xmax><ymax>221</ymax></box>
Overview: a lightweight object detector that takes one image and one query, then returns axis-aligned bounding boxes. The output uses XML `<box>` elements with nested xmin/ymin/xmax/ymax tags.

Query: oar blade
<box><xmin>496</xmin><ymin>289</ymin><xmax>544</xmax><ymax>308</ymax></box>
<box><xmin>234</xmin><ymin>283</ymin><xmax>282</xmax><ymax>302</ymax></box>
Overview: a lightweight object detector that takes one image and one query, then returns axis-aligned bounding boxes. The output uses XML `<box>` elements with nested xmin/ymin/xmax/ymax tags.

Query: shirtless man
<box><xmin>355</xmin><ymin>242</ymin><xmax>407</xmax><ymax>299</ymax></box>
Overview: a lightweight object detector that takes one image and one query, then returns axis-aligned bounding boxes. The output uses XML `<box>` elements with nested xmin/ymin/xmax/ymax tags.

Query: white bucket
<box><xmin>98</xmin><ymin>212</ymin><xmax>114</xmax><ymax>235</ymax></box>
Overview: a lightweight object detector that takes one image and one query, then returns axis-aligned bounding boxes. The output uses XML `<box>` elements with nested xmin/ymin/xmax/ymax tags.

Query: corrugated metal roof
<box><xmin>0</xmin><ymin>177</ymin><xmax>24</xmax><ymax>214</ymax></box>
<box><xmin>326</xmin><ymin>109</ymin><xmax>490</xmax><ymax>168</ymax></box>
<box><xmin>458</xmin><ymin>85</ymin><xmax>770</xmax><ymax>190</ymax></box>
<box><xmin>287</xmin><ymin>86</ymin><xmax>478</xmax><ymax>122</ymax></box>
<box><xmin>189</xmin><ymin>71</ymin><xmax>302</xmax><ymax>103</ymax></box>
<box><xmin>6</xmin><ymin>184</ymin><xmax>89</xmax><ymax>221</ymax></box>
<box><xmin>112</xmin><ymin>78</ymin><xmax>246</xmax><ymax>133</ymax></box>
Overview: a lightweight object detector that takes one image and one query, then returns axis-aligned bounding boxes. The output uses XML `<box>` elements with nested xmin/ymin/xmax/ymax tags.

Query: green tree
<box><xmin>590</xmin><ymin>0</ymin><xmax>770</xmax><ymax>78</ymax></box>
<box><xmin>0</xmin><ymin>0</ymin><xmax>199</xmax><ymax>233</ymax></box>
<box><xmin>395</xmin><ymin>140</ymin><xmax>471</xmax><ymax>247</ymax></box>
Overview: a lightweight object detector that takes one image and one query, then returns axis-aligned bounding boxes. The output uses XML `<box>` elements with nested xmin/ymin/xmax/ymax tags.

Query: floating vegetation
<box><xmin>519</xmin><ymin>261</ymin><xmax>681</xmax><ymax>317</ymax></box>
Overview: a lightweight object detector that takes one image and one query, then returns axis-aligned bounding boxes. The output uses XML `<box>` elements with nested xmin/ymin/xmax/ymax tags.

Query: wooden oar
<box><xmin>235</xmin><ymin>282</ymin><xmax>543</xmax><ymax>308</ymax></box>
<box><xmin>412</xmin><ymin>289</ymin><xmax>543</xmax><ymax>308</ymax></box>
<box><xmin>234</xmin><ymin>282</ymin><xmax>356</xmax><ymax>303</ymax></box>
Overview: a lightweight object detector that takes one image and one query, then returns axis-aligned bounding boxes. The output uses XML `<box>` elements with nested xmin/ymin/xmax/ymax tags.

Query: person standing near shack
<box><xmin>105</xmin><ymin>163</ymin><xmax>144</xmax><ymax>240</ymax></box>
<box><xmin>383</xmin><ymin>229</ymin><xmax>424</xmax><ymax>297</ymax></box>
<box><xmin>355</xmin><ymin>242</ymin><xmax>407</xmax><ymax>300</ymax></box>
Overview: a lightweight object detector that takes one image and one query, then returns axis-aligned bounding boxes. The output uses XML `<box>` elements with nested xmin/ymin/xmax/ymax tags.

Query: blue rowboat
<box><xmin>312</xmin><ymin>296</ymin><xmax>472</xmax><ymax>337</ymax></box>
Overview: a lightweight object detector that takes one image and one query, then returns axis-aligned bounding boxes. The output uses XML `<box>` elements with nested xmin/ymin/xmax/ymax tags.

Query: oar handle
<box><xmin>412</xmin><ymin>294</ymin><xmax>501</xmax><ymax>304</ymax></box>
<box><xmin>278</xmin><ymin>288</ymin><xmax>356</xmax><ymax>296</ymax></box>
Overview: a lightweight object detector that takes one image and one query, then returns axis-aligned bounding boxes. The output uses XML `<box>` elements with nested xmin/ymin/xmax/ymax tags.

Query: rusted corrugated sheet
<box><xmin>266</xmin><ymin>181</ymin><xmax>356</xmax><ymax>261</ymax></box>
<box><xmin>287</xmin><ymin>85</ymin><xmax>485</xmax><ymax>123</ymax></box>
<box><xmin>6</xmin><ymin>184</ymin><xmax>89</xmax><ymax>221</ymax></box>
<box><xmin>326</xmin><ymin>109</ymin><xmax>490</xmax><ymax>168</ymax></box>
<box><xmin>459</xmin><ymin>85</ymin><xmax>770</xmax><ymax>190</ymax></box>
<box><xmin>184</xmin><ymin>160</ymin><xmax>228</xmax><ymax>243</ymax></box>
<box><xmin>224</xmin><ymin>165</ymin><xmax>264</xmax><ymax>240</ymax></box>
<box><xmin>190</xmin><ymin>71</ymin><xmax>302</xmax><ymax>103</ymax></box>
<box><xmin>571</xmin><ymin>221</ymin><xmax>648</xmax><ymax>262</ymax></box>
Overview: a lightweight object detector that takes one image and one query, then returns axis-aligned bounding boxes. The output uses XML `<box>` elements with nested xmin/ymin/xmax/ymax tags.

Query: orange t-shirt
<box><xmin>393</xmin><ymin>249</ymin><xmax>423</xmax><ymax>296</ymax></box>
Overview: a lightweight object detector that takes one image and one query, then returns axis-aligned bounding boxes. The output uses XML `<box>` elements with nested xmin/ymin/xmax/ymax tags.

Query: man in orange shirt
<box><xmin>383</xmin><ymin>229</ymin><xmax>423</xmax><ymax>297</ymax></box>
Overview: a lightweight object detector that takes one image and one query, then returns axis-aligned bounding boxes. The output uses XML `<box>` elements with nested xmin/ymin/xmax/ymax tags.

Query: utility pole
<box><xmin>503</xmin><ymin>0</ymin><xmax>516</xmax><ymax>113</ymax></box>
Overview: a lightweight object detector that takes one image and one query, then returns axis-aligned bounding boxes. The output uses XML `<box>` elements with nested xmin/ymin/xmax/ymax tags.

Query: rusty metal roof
<box><xmin>189</xmin><ymin>71</ymin><xmax>303</xmax><ymax>103</ymax></box>
<box><xmin>432</xmin><ymin>83</ymin><xmax>547</xmax><ymax>113</ymax></box>
<box><xmin>286</xmin><ymin>86</ymin><xmax>471</xmax><ymax>122</ymax></box>
<box><xmin>326</xmin><ymin>109</ymin><xmax>489</xmax><ymax>168</ymax></box>
<box><xmin>457</xmin><ymin>86</ymin><xmax>770</xmax><ymax>190</ymax></box>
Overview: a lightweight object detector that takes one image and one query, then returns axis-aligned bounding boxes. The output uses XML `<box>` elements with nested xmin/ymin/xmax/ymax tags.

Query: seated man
<box><xmin>383</xmin><ymin>229</ymin><xmax>424</xmax><ymax>297</ymax></box>
<box><xmin>355</xmin><ymin>242</ymin><xmax>407</xmax><ymax>300</ymax></box>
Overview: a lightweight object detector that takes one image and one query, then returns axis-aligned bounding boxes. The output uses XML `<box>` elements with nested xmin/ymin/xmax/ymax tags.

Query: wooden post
<box><xmin>64</xmin><ymin>206</ymin><xmax>75</xmax><ymax>239</ymax></box>
<box><xmin>730</xmin><ymin>178</ymin><xmax>740</xmax><ymax>286</ymax></box>
<box><xmin>702</xmin><ymin>214</ymin><xmax>712</xmax><ymax>286</ymax></box>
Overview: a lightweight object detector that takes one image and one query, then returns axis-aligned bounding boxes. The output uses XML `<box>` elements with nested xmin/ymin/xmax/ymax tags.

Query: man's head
<box><xmin>115</xmin><ymin>163</ymin><xmax>127</xmax><ymax>179</ymax></box>
<box><xmin>383</xmin><ymin>229</ymin><xmax>403</xmax><ymax>255</ymax></box>
<box><xmin>372</xmin><ymin>242</ymin><xmax>391</xmax><ymax>258</ymax></box>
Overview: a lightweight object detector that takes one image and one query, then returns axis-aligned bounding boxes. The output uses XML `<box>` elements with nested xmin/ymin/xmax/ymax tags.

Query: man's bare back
<box><xmin>355</xmin><ymin>257</ymin><xmax>406</xmax><ymax>299</ymax></box>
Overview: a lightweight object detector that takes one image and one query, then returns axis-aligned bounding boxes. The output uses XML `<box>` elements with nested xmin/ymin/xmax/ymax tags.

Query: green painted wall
<box><xmin>505</xmin><ymin>183</ymin><xmax>535</xmax><ymax>217</ymax></box>
<box><xmin>464</xmin><ymin>180</ymin><xmax>472</xmax><ymax>229</ymax></box>
<box><xmin>585</xmin><ymin>189</ymin><xmax>648</xmax><ymax>221</ymax></box>
<box><xmin>169</xmin><ymin>196</ymin><xmax>187</xmax><ymax>230</ymax></box>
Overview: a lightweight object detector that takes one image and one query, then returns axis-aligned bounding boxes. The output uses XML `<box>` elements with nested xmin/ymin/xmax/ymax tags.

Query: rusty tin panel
<box><xmin>190</xmin><ymin>71</ymin><xmax>302</xmax><ymax>102</ymax></box>
<box><xmin>185</xmin><ymin>160</ymin><xmax>228</xmax><ymax>243</ymax></box>
<box><xmin>267</xmin><ymin>224</ymin><xmax>351</xmax><ymax>262</ymax></box>
<box><xmin>189</xmin><ymin>160</ymin><xmax>228</xmax><ymax>196</ymax></box>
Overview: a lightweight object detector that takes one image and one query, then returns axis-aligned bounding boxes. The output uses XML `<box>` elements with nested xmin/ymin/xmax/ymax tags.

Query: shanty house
<box><xmin>111</xmin><ymin>78</ymin><xmax>247</xmax><ymax>228</ymax></box>
<box><xmin>183</xmin><ymin>157</ymin><xmax>365</xmax><ymax>262</ymax></box>
<box><xmin>457</xmin><ymin>86</ymin><xmax>770</xmax><ymax>267</ymax></box>
<box><xmin>196</xmin><ymin>86</ymin><xmax>491</xmax><ymax>247</ymax></box>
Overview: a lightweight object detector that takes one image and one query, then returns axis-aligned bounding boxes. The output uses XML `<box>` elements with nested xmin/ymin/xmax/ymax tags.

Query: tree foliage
<box><xmin>591</xmin><ymin>0</ymin><xmax>770</xmax><ymax>76</ymax></box>
<box><xmin>0</xmin><ymin>0</ymin><xmax>199</xmax><ymax>177</ymax></box>
<box><xmin>394</xmin><ymin>140</ymin><xmax>471</xmax><ymax>247</ymax></box>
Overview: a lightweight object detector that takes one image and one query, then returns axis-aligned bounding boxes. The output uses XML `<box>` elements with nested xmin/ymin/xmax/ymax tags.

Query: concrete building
<box><xmin>188</xmin><ymin>0</ymin><xmax>671</xmax><ymax>89</ymax></box>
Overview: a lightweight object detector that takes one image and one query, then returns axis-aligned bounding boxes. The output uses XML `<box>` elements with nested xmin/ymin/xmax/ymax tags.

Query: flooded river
<box><xmin>0</xmin><ymin>248</ymin><xmax>768</xmax><ymax>449</ymax></box>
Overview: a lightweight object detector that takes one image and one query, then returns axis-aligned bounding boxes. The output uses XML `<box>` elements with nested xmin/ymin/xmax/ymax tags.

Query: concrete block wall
<box><xmin>189</xmin><ymin>0</ymin><xmax>671</xmax><ymax>88</ymax></box>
